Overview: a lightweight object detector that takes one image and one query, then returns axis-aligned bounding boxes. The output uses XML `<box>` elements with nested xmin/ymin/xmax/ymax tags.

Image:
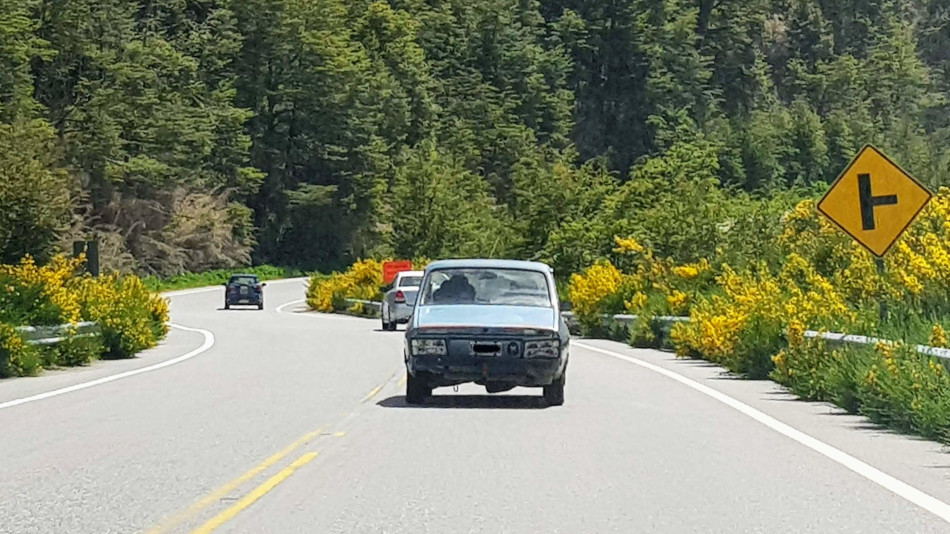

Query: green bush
<box><xmin>49</xmin><ymin>334</ymin><xmax>106</xmax><ymax>368</ymax></box>
<box><xmin>0</xmin><ymin>322</ymin><xmax>41</xmax><ymax>378</ymax></box>
<box><xmin>77</xmin><ymin>274</ymin><xmax>170</xmax><ymax>359</ymax></box>
<box><xmin>773</xmin><ymin>336</ymin><xmax>950</xmax><ymax>444</ymax></box>
<box><xmin>142</xmin><ymin>265</ymin><xmax>305</xmax><ymax>292</ymax></box>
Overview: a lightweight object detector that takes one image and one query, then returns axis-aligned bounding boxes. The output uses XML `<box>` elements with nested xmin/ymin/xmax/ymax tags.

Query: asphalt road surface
<box><xmin>3</xmin><ymin>279</ymin><xmax>950</xmax><ymax>533</ymax></box>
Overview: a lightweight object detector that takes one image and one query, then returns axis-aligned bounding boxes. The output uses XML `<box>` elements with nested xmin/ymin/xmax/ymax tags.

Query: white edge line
<box><xmin>275</xmin><ymin>299</ymin><xmax>307</xmax><ymax>314</ymax></box>
<box><xmin>0</xmin><ymin>324</ymin><xmax>214</xmax><ymax>410</ymax></box>
<box><xmin>574</xmin><ymin>341</ymin><xmax>950</xmax><ymax>525</ymax></box>
<box><xmin>0</xmin><ymin>278</ymin><xmax>310</xmax><ymax>410</ymax></box>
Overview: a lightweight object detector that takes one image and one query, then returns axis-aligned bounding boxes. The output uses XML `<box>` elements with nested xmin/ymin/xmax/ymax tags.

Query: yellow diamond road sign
<box><xmin>817</xmin><ymin>145</ymin><xmax>932</xmax><ymax>257</ymax></box>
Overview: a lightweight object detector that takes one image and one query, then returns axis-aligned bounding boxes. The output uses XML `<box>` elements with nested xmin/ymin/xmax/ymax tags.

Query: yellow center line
<box><xmin>146</xmin><ymin>427</ymin><xmax>324</xmax><ymax>533</ymax></box>
<box><xmin>361</xmin><ymin>371</ymin><xmax>398</xmax><ymax>403</ymax></box>
<box><xmin>361</xmin><ymin>384</ymin><xmax>384</xmax><ymax>403</ymax></box>
<box><xmin>192</xmin><ymin>452</ymin><xmax>319</xmax><ymax>534</ymax></box>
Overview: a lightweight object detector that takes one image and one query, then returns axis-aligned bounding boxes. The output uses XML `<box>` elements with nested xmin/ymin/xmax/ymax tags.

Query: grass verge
<box><xmin>143</xmin><ymin>265</ymin><xmax>308</xmax><ymax>292</ymax></box>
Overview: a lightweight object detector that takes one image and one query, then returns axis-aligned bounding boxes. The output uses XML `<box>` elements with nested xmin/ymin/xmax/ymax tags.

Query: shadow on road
<box><xmin>217</xmin><ymin>307</ymin><xmax>263</xmax><ymax>312</ymax></box>
<box><xmin>377</xmin><ymin>394</ymin><xmax>550</xmax><ymax>410</ymax></box>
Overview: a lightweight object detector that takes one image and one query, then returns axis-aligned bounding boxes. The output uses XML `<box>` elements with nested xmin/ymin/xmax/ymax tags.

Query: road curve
<box><xmin>1</xmin><ymin>280</ymin><xmax>950</xmax><ymax>533</ymax></box>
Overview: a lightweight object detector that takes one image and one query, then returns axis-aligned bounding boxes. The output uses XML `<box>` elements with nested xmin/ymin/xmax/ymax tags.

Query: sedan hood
<box><xmin>414</xmin><ymin>305</ymin><xmax>557</xmax><ymax>331</ymax></box>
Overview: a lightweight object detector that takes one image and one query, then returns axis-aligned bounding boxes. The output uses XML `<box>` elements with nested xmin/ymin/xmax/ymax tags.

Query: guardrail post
<box><xmin>73</xmin><ymin>240</ymin><xmax>100</xmax><ymax>277</ymax></box>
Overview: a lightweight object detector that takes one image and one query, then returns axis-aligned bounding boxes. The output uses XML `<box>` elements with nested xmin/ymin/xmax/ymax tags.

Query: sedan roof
<box><xmin>424</xmin><ymin>259</ymin><xmax>553</xmax><ymax>273</ymax></box>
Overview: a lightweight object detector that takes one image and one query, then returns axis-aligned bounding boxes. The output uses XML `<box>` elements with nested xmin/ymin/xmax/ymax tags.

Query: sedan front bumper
<box><xmin>407</xmin><ymin>354</ymin><xmax>563</xmax><ymax>387</ymax></box>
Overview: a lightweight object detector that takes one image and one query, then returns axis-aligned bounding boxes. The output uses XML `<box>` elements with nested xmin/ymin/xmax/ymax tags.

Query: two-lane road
<box><xmin>2</xmin><ymin>280</ymin><xmax>950</xmax><ymax>533</ymax></box>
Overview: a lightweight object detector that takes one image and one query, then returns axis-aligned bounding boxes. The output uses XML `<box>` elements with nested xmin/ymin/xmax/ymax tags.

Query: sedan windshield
<box><xmin>419</xmin><ymin>268</ymin><xmax>551</xmax><ymax>307</ymax></box>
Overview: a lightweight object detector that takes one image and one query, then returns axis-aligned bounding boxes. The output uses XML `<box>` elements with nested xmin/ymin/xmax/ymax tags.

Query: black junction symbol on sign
<box><xmin>858</xmin><ymin>174</ymin><xmax>898</xmax><ymax>231</ymax></box>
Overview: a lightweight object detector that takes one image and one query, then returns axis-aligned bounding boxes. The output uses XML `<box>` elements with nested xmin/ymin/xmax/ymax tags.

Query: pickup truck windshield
<box><xmin>420</xmin><ymin>268</ymin><xmax>552</xmax><ymax>308</ymax></box>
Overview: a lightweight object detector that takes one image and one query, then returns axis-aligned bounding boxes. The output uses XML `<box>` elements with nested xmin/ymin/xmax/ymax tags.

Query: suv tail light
<box><xmin>395</xmin><ymin>291</ymin><xmax>406</xmax><ymax>304</ymax></box>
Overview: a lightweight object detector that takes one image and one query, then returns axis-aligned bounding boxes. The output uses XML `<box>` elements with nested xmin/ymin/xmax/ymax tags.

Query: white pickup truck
<box><xmin>381</xmin><ymin>270</ymin><xmax>424</xmax><ymax>331</ymax></box>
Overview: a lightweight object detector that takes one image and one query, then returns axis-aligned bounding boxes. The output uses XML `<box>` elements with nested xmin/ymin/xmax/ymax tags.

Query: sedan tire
<box><xmin>405</xmin><ymin>373</ymin><xmax>430</xmax><ymax>405</ymax></box>
<box><xmin>543</xmin><ymin>373</ymin><xmax>565</xmax><ymax>406</ymax></box>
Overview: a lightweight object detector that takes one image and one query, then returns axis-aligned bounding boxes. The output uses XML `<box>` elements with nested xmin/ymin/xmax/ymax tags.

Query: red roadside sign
<box><xmin>382</xmin><ymin>260</ymin><xmax>413</xmax><ymax>284</ymax></box>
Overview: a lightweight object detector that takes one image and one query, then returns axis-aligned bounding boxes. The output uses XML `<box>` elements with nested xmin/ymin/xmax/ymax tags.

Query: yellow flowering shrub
<box><xmin>780</xmin><ymin>189</ymin><xmax>950</xmax><ymax>315</ymax></box>
<box><xmin>613</xmin><ymin>236</ymin><xmax>645</xmax><ymax>255</ymax></box>
<box><xmin>0</xmin><ymin>255</ymin><xmax>84</xmax><ymax>326</ymax></box>
<box><xmin>307</xmin><ymin>259</ymin><xmax>386</xmax><ymax>312</ymax></box>
<box><xmin>672</xmin><ymin>259</ymin><xmax>710</xmax><ymax>280</ymax></box>
<box><xmin>853</xmin><ymin>344</ymin><xmax>950</xmax><ymax>442</ymax></box>
<box><xmin>625</xmin><ymin>291</ymin><xmax>649</xmax><ymax>313</ymax></box>
<box><xmin>576</xmin><ymin>191</ymin><xmax>950</xmax><ymax>442</ymax></box>
<box><xmin>0</xmin><ymin>321</ymin><xmax>40</xmax><ymax>377</ymax></box>
<box><xmin>670</xmin><ymin>256</ymin><xmax>855</xmax><ymax>377</ymax></box>
<box><xmin>666</xmin><ymin>290</ymin><xmax>689</xmax><ymax>315</ymax></box>
<box><xmin>929</xmin><ymin>325</ymin><xmax>947</xmax><ymax>348</ymax></box>
<box><xmin>568</xmin><ymin>260</ymin><xmax>627</xmax><ymax>324</ymax></box>
<box><xmin>76</xmin><ymin>273</ymin><xmax>170</xmax><ymax>359</ymax></box>
<box><xmin>0</xmin><ymin>253</ymin><xmax>168</xmax><ymax>374</ymax></box>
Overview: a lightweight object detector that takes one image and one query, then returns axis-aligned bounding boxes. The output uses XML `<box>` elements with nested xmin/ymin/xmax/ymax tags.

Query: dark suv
<box><xmin>224</xmin><ymin>274</ymin><xmax>266</xmax><ymax>310</ymax></box>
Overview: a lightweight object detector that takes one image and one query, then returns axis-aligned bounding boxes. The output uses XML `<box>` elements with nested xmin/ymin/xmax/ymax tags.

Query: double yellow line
<box><xmin>149</xmin><ymin>374</ymin><xmax>400</xmax><ymax>533</ymax></box>
<box><xmin>193</xmin><ymin>452</ymin><xmax>319</xmax><ymax>533</ymax></box>
<box><xmin>147</xmin><ymin>427</ymin><xmax>324</xmax><ymax>534</ymax></box>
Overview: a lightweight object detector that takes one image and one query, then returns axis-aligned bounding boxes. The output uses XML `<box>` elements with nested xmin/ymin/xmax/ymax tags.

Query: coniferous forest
<box><xmin>3</xmin><ymin>0</ymin><xmax>949</xmax><ymax>275</ymax></box>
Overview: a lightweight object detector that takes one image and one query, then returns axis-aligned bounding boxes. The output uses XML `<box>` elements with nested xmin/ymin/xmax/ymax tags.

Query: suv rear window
<box><xmin>229</xmin><ymin>276</ymin><xmax>259</xmax><ymax>286</ymax></box>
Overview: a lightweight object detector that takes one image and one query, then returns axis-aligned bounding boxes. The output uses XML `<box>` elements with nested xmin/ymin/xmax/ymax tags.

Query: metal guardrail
<box><xmin>566</xmin><ymin>311</ymin><xmax>950</xmax><ymax>362</ymax></box>
<box><xmin>559</xmin><ymin>312</ymin><xmax>687</xmax><ymax>330</ymax></box>
<box><xmin>803</xmin><ymin>330</ymin><xmax>950</xmax><ymax>361</ymax></box>
<box><xmin>342</xmin><ymin>300</ymin><xmax>950</xmax><ymax>361</ymax></box>
<box><xmin>15</xmin><ymin>322</ymin><xmax>101</xmax><ymax>346</ymax></box>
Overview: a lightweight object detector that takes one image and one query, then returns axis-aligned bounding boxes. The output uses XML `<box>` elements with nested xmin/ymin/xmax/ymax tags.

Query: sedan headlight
<box><xmin>411</xmin><ymin>338</ymin><xmax>447</xmax><ymax>356</ymax></box>
<box><xmin>524</xmin><ymin>339</ymin><xmax>559</xmax><ymax>358</ymax></box>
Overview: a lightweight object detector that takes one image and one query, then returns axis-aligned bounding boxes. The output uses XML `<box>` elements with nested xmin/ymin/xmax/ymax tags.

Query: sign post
<box><xmin>817</xmin><ymin>145</ymin><xmax>932</xmax><ymax>325</ymax></box>
<box><xmin>72</xmin><ymin>239</ymin><xmax>100</xmax><ymax>277</ymax></box>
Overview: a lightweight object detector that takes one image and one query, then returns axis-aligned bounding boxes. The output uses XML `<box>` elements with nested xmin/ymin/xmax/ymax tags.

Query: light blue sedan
<box><xmin>403</xmin><ymin>259</ymin><xmax>569</xmax><ymax>405</ymax></box>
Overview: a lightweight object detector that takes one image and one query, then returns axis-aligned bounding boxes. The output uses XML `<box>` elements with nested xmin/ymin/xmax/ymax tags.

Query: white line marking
<box><xmin>0</xmin><ymin>278</ymin><xmax>310</xmax><ymax>410</ymax></box>
<box><xmin>275</xmin><ymin>299</ymin><xmax>306</xmax><ymax>314</ymax></box>
<box><xmin>575</xmin><ymin>341</ymin><xmax>950</xmax><ymax>524</ymax></box>
<box><xmin>0</xmin><ymin>324</ymin><xmax>214</xmax><ymax>410</ymax></box>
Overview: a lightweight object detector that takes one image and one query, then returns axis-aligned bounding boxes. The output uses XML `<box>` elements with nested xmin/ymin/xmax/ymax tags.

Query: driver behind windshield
<box><xmin>432</xmin><ymin>274</ymin><xmax>476</xmax><ymax>303</ymax></box>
